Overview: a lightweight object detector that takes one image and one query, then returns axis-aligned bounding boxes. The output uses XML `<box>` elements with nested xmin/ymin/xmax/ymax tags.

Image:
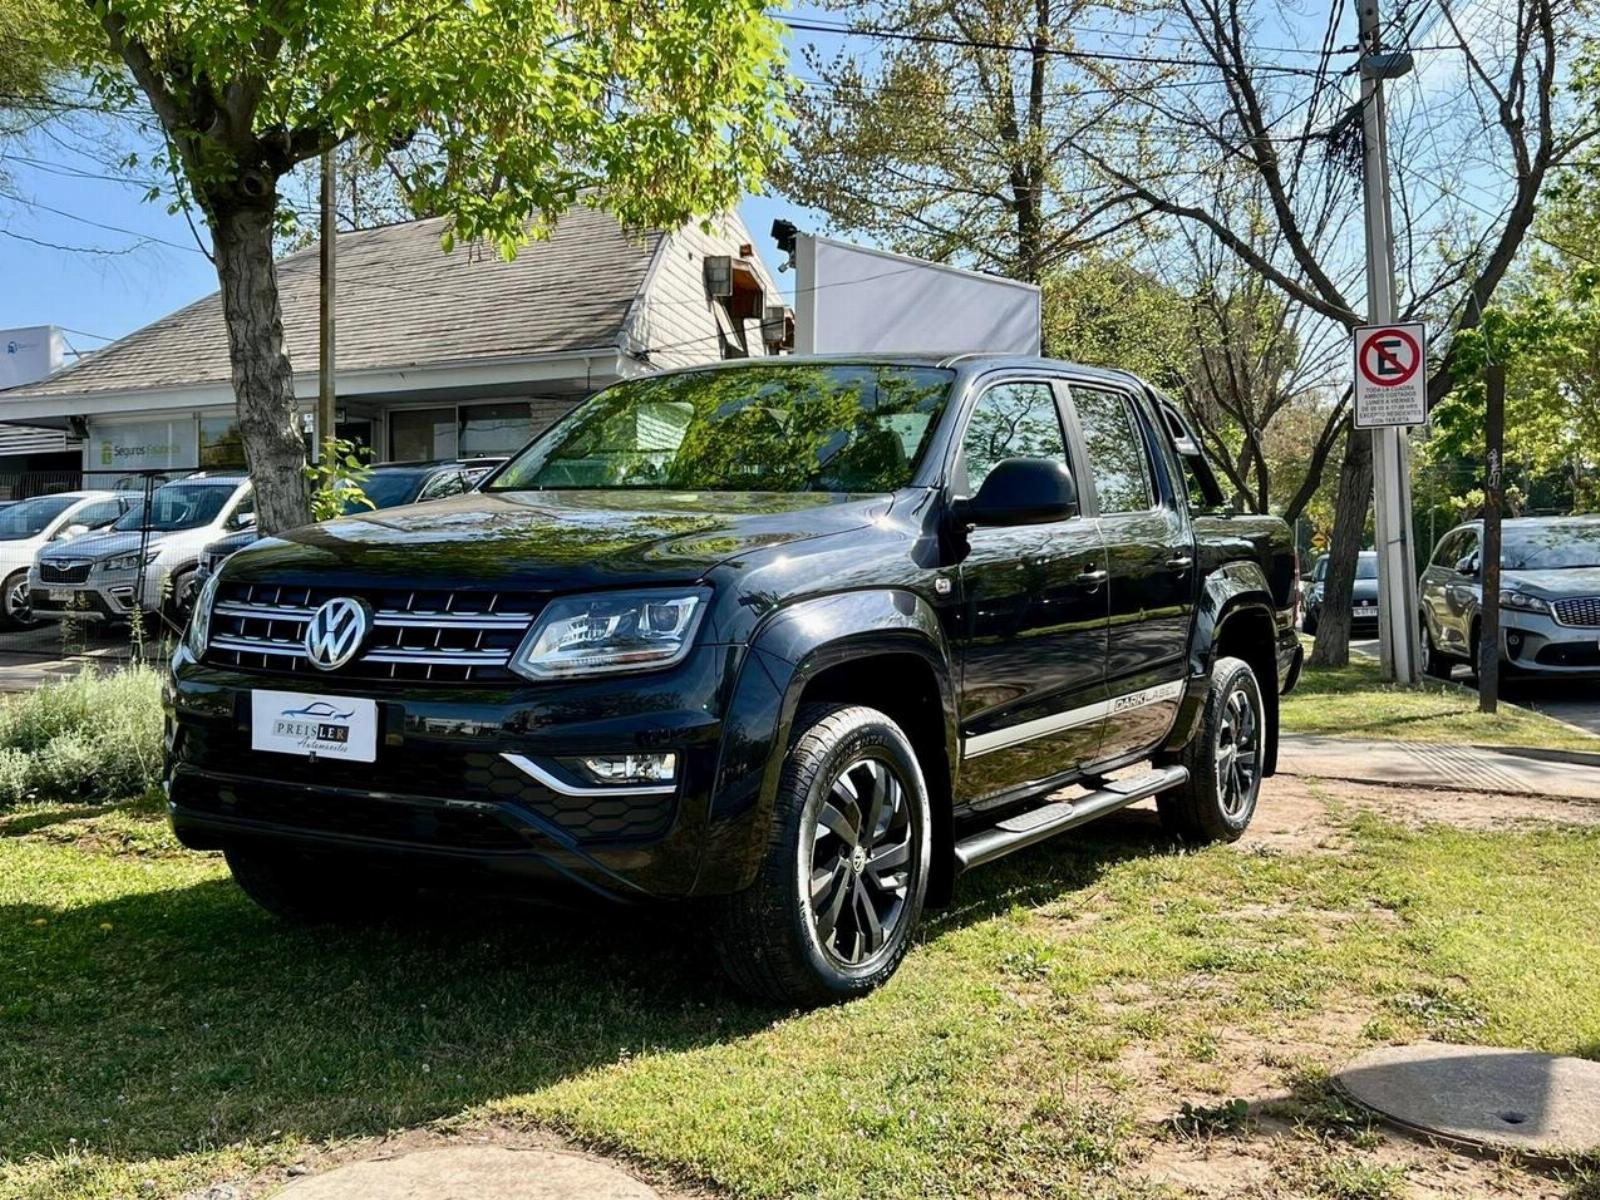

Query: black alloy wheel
<box><xmin>806</xmin><ymin>754</ymin><xmax>916</xmax><ymax>970</ymax></box>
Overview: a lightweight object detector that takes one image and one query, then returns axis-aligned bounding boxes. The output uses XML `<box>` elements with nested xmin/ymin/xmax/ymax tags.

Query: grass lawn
<box><xmin>3</xmin><ymin>783</ymin><xmax>1599</xmax><ymax>1199</ymax></box>
<box><xmin>1282</xmin><ymin>651</ymin><xmax>1600</xmax><ymax>752</ymax></box>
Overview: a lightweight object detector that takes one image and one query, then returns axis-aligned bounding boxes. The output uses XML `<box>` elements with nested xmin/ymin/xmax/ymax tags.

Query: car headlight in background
<box><xmin>101</xmin><ymin>548</ymin><xmax>161</xmax><ymax>573</ymax></box>
<box><xmin>185</xmin><ymin>573</ymin><xmax>222</xmax><ymax>658</ymax></box>
<box><xmin>1499</xmin><ymin>590</ymin><xmax>1551</xmax><ymax>614</ymax></box>
<box><xmin>510</xmin><ymin>588</ymin><xmax>709</xmax><ymax>680</ymax></box>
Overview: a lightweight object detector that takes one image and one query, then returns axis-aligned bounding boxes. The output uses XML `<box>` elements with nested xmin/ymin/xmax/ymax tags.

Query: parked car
<box><xmin>192</xmin><ymin>458</ymin><xmax>505</xmax><ymax>586</ymax></box>
<box><xmin>166</xmin><ymin>356</ymin><xmax>1300</xmax><ymax>1006</ymax></box>
<box><xmin>1301</xmin><ymin>550</ymin><xmax>1380</xmax><ymax>636</ymax></box>
<box><xmin>0</xmin><ymin>491</ymin><xmax>136</xmax><ymax>629</ymax></box>
<box><xmin>1420</xmin><ymin>515</ymin><xmax>1600</xmax><ymax>679</ymax></box>
<box><xmin>31</xmin><ymin>474</ymin><xmax>253</xmax><ymax>626</ymax></box>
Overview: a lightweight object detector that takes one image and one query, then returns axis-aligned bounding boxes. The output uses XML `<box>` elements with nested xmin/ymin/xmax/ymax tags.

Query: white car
<box><xmin>31</xmin><ymin>475</ymin><xmax>254</xmax><ymax>626</ymax></box>
<box><xmin>0</xmin><ymin>492</ymin><xmax>134</xmax><ymax>628</ymax></box>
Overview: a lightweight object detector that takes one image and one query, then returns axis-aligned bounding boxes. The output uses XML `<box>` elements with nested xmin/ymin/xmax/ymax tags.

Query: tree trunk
<box><xmin>1308</xmin><ymin>420</ymin><xmax>1374</xmax><ymax>668</ymax></box>
<box><xmin>210</xmin><ymin>198</ymin><xmax>311</xmax><ymax>534</ymax></box>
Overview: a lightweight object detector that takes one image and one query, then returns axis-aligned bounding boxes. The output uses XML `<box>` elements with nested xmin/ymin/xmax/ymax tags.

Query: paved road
<box><xmin>0</xmin><ymin>621</ymin><xmax>134</xmax><ymax>691</ymax></box>
<box><xmin>1352</xmin><ymin>637</ymin><xmax>1600</xmax><ymax>737</ymax></box>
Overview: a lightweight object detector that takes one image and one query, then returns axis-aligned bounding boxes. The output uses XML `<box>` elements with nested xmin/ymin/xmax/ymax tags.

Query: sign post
<box><xmin>1357</xmin><ymin>0</ymin><xmax>1421</xmax><ymax>686</ymax></box>
<box><xmin>1353</xmin><ymin>320</ymin><xmax>1425</xmax><ymax>685</ymax></box>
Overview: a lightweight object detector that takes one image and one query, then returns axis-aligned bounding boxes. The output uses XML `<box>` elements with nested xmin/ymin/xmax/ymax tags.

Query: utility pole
<box><xmin>317</xmin><ymin>147</ymin><xmax>337</xmax><ymax>463</ymax></box>
<box><xmin>1358</xmin><ymin>0</ymin><xmax>1420</xmax><ymax>684</ymax></box>
<box><xmin>1479</xmin><ymin>362</ymin><xmax>1505</xmax><ymax>712</ymax></box>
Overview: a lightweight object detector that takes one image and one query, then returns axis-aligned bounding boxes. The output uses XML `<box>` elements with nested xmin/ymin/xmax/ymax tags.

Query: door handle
<box><xmin>1077</xmin><ymin>568</ymin><xmax>1108</xmax><ymax>587</ymax></box>
<box><xmin>1166</xmin><ymin>556</ymin><xmax>1194</xmax><ymax>572</ymax></box>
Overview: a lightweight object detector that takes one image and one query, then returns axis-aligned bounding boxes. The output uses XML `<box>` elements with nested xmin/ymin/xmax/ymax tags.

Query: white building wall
<box><xmin>639</xmin><ymin>213</ymin><xmax>784</xmax><ymax>372</ymax></box>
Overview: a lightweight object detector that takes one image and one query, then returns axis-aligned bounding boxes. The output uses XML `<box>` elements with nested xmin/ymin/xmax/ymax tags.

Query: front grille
<box><xmin>204</xmin><ymin>581</ymin><xmax>542</xmax><ymax>684</ymax></box>
<box><xmin>175</xmin><ymin>725</ymin><xmax>676</xmax><ymax>843</ymax></box>
<box><xmin>1552</xmin><ymin>596</ymin><xmax>1600</xmax><ymax>628</ymax></box>
<box><xmin>38</xmin><ymin>560</ymin><xmax>91</xmax><ymax>584</ymax></box>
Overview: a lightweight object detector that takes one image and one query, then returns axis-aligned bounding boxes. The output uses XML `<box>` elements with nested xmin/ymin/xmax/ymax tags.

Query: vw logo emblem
<box><xmin>303</xmin><ymin>597</ymin><xmax>371</xmax><ymax>671</ymax></box>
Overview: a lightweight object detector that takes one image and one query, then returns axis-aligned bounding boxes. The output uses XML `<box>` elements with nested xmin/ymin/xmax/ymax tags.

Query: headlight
<box><xmin>1499</xmin><ymin>590</ymin><xmax>1551</xmax><ymax>614</ymax></box>
<box><xmin>102</xmin><ymin>548</ymin><xmax>161</xmax><ymax>572</ymax></box>
<box><xmin>510</xmin><ymin>588</ymin><xmax>709</xmax><ymax>680</ymax></box>
<box><xmin>185</xmin><ymin>573</ymin><xmax>222</xmax><ymax>658</ymax></box>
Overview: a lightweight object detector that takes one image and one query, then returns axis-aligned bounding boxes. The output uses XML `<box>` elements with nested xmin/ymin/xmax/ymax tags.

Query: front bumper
<box><xmin>1499</xmin><ymin>610</ymin><xmax>1600</xmax><ymax>676</ymax></box>
<box><xmin>165</xmin><ymin>643</ymin><xmax>768</xmax><ymax>901</ymax></box>
<box><xmin>29</xmin><ymin>565</ymin><xmax>164</xmax><ymax>620</ymax></box>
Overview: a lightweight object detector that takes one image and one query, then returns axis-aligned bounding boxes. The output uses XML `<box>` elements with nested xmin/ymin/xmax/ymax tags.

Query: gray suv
<box><xmin>1420</xmin><ymin>516</ymin><xmax>1600</xmax><ymax>679</ymax></box>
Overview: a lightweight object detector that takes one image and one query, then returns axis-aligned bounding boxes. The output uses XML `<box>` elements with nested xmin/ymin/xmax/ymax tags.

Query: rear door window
<box><xmin>1069</xmin><ymin>386</ymin><xmax>1155</xmax><ymax>515</ymax></box>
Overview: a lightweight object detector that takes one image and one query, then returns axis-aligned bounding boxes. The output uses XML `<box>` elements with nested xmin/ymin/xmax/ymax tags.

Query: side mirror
<box><xmin>960</xmin><ymin>457</ymin><xmax>1078</xmax><ymax>527</ymax></box>
<box><xmin>231</xmin><ymin>511</ymin><xmax>257</xmax><ymax>530</ymax></box>
<box><xmin>1455</xmin><ymin>554</ymin><xmax>1478</xmax><ymax>576</ymax></box>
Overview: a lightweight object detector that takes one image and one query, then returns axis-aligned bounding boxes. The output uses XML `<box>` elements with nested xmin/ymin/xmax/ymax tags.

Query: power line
<box><xmin>779</xmin><ymin>16</ymin><xmax>1327</xmax><ymax>77</ymax></box>
<box><xmin>0</xmin><ymin>190</ymin><xmax>208</xmax><ymax>256</ymax></box>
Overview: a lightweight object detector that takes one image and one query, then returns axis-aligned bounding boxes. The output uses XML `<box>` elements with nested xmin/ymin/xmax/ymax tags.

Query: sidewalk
<box><xmin>1278</xmin><ymin>734</ymin><xmax>1600</xmax><ymax>802</ymax></box>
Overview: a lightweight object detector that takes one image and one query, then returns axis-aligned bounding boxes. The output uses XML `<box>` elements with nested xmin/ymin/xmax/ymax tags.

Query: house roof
<box><xmin>8</xmin><ymin>208</ymin><xmax>665</xmax><ymax>401</ymax></box>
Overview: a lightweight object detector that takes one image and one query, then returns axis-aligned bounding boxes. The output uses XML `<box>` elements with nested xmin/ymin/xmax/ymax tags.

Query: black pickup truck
<box><xmin>166</xmin><ymin>356</ymin><xmax>1301</xmax><ymax>1005</ymax></box>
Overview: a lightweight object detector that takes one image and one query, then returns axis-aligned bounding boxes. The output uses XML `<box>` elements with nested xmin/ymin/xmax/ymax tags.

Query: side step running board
<box><xmin>953</xmin><ymin>765</ymin><xmax>1190</xmax><ymax>873</ymax></box>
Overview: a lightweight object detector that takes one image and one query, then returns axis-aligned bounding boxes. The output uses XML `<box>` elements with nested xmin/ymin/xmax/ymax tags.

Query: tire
<box><xmin>712</xmin><ymin>704</ymin><xmax>932</xmax><ymax>1006</ymax></box>
<box><xmin>1302</xmin><ymin>611</ymin><xmax>1319</xmax><ymax>637</ymax></box>
<box><xmin>0</xmin><ymin>569</ymin><xmax>37</xmax><ymax>629</ymax></box>
<box><xmin>224</xmin><ymin>845</ymin><xmax>411</xmax><ymax>924</ymax></box>
<box><xmin>1421</xmin><ymin>617</ymin><xmax>1453</xmax><ymax>680</ymax></box>
<box><xmin>1157</xmin><ymin>656</ymin><xmax>1265</xmax><ymax>844</ymax></box>
<box><xmin>164</xmin><ymin>568</ymin><xmax>200</xmax><ymax>626</ymax></box>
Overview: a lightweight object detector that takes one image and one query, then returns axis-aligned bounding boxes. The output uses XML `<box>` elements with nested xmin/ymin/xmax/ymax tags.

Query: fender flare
<box><xmin>694</xmin><ymin>589</ymin><xmax>959</xmax><ymax>896</ymax></box>
<box><xmin>1164</xmin><ymin>562</ymin><xmax>1286</xmax><ymax>774</ymax></box>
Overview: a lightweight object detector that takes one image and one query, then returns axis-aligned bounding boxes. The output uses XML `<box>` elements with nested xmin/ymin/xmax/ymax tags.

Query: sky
<box><xmin>0</xmin><ymin>12</ymin><xmax>840</xmax><ymax>360</ymax></box>
<box><xmin>0</xmin><ymin>0</ymin><xmax>1517</xmax><ymax>360</ymax></box>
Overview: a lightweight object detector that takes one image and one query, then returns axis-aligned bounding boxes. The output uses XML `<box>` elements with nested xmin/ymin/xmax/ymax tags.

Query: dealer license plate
<box><xmin>250</xmin><ymin>690</ymin><xmax>377</xmax><ymax>763</ymax></box>
<box><xmin>45</xmin><ymin>588</ymin><xmax>75</xmax><ymax>602</ymax></box>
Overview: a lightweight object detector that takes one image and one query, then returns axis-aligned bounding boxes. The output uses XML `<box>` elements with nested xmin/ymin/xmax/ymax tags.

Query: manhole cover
<box><xmin>276</xmin><ymin>1146</ymin><xmax>661</xmax><ymax>1199</ymax></box>
<box><xmin>1335</xmin><ymin>1043</ymin><xmax>1600</xmax><ymax>1155</ymax></box>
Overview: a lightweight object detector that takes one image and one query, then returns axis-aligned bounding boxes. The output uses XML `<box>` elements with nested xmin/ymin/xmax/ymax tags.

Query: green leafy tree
<box><xmin>774</xmin><ymin>0</ymin><xmax>1144</xmax><ymax>284</ymax></box>
<box><xmin>51</xmin><ymin>0</ymin><xmax>787</xmax><ymax>532</ymax></box>
<box><xmin>1433</xmin><ymin>166</ymin><xmax>1600</xmax><ymax>513</ymax></box>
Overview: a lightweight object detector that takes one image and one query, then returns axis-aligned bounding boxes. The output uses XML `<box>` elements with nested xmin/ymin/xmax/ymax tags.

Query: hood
<box><xmin>36</xmin><ymin>529</ymin><xmax>169</xmax><ymax>563</ymax></box>
<box><xmin>1503</xmin><ymin>566</ymin><xmax>1600</xmax><ymax>596</ymax></box>
<box><xmin>1351</xmin><ymin>576</ymin><xmax>1379</xmax><ymax>599</ymax></box>
<box><xmin>225</xmin><ymin>489</ymin><xmax>894</xmax><ymax>590</ymax></box>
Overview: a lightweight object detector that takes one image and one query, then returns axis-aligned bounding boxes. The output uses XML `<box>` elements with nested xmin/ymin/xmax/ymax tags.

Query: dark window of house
<box><xmin>199</xmin><ymin>415</ymin><xmax>246</xmax><ymax>468</ymax></box>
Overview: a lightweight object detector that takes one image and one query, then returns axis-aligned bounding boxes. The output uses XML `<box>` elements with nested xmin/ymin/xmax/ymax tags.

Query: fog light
<box><xmin>577</xmin><ymin>753</ymin><xmax>677</xmax><ymax>786</ymax></box>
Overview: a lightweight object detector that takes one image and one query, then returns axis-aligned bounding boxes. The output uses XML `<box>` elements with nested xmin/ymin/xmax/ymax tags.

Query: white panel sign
<box><xmin>1354</xmin><ymin>322</ymin><xmax>1428</xmax><ymax>429</ymax></box>
<box><xmin>251</xmin><ymin>691</ymin><xmax>378</xmax><ymax>763</ymax></box>
<box><xmin>0</xmin><ymin>325</ymin><xmax>65</xmax><ymax>389</ymax></box>
<box><xmin>794</xmin><ymin>236</ymin><xmax>1041</xmax><ymax>356</ymax></box>
<box><xmin>87</xmin><ymin>417</ymin><xmax>198</xmax><ymax>473</ymax></box>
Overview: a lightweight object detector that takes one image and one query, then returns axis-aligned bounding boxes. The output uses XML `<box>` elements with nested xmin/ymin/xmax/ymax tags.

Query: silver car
<box><xmin>31</xmin><ymin>474</ymin><xmax>253</xmax><ymax>625</ymax></box>
<box><xmin>1420</xmin><ymin>516</ymin><xmax>1600</xmax><ymax>679</ymax></box>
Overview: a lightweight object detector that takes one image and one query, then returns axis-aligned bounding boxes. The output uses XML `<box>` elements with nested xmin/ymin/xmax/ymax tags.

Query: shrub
<box><xmin>0</xmin><ymin>666</ymin><xmax>164</xmax><ymax>807</ymax></box>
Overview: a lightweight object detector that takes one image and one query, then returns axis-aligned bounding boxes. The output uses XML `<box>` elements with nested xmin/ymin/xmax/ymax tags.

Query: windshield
<box><xmin>488</xmin><ymin>364</ymin><xmax>956</xmax><ymax>493</ymax></box>
<box><xmin>0</xmin><ymin>495</ymin><xmax>77</xmax><ymax>540</ymax></box>
<box><xmin>1355</xmin><ymin>555</ymin><xmax>1379</xmax><ymax>580</ymax></box>
<box><xmin>113</xmin><ymin>483</ymin><xmax>236</xmax><ymax>532</ymax></box>
<box><xmin>1503</xmin><ymin>523</ymin><xmax>1600</xmax><ymax>571</ymax></box>
<box><xmin>350</xmin><ymin>469</ymin><xmax>428</xmax><ymax>512</ymax></box>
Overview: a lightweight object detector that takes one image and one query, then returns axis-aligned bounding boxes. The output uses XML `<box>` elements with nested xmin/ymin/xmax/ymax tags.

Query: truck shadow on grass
<box><xmin>0</xmin><ymin>810</ymin><xmax>1172</xmax><ymax>1168</ymax></box>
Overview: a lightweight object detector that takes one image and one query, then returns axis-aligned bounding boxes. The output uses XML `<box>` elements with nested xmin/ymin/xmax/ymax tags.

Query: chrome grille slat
<box><xmin>1552</xmin><ymin>596</ymin><xmax>1600</xmax><ymax>629</ymax></box>
<box><xmin>204</xmin><ymin>581</ymin><xmax>541</xmax><ymax>684</ymax></box>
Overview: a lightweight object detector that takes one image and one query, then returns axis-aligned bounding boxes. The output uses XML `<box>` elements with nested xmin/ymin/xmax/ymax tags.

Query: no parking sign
<box><xmin>1353</xmin><ymin>322</ymin><xmax>1427</xmax><ymax>428</ymax></box>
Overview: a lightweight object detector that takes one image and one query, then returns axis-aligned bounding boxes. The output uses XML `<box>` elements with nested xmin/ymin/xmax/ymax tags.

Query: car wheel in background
<box><xmin>1302</xmin><ymin>611</ymin><xmax>1319</xmax><ymax>637</ymax></box>
<box><xmin>713</xmin><ymin>704</ymin><xmax>931</xmax><ymax>1006</ymax></box>
<box><xmin>1421</xmin><ymin>617</ymin><xmax>1453</xmax><ymax>681</ymax></box>
<box><xmin>1156</xmin><ymin>656</ymin><xmax>1264</xmax><ymax>843</ymax></box>
<box><xmin>164</xmin><ymin>568</ymin><xmax>200</xmax><ymax>627</ymax></box>
<box><xmin>0</xmin><ymin>569</ymin><xmax>37</xmax><ymax>630</ymax></box>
